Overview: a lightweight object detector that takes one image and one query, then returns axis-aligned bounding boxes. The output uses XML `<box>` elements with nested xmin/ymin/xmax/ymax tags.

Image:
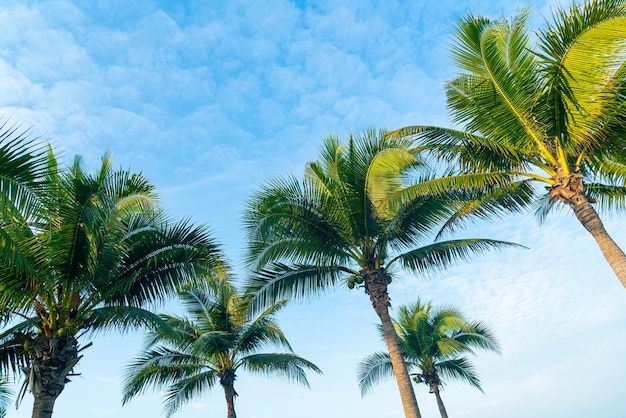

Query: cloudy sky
<box><xmin>2</xmin><ymin>1</ymin><xmax>626</xmax><ymax>417</ymax></box>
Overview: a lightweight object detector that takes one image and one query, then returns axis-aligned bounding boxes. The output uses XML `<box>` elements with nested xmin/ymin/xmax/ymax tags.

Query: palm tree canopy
<box><xmin>244</xmin><ymin>128</ymin><xmax>522</xmax><ymax>307</ymax></box>
<box><xmin>0</xmin><ymin>148</ymin><xmax>225</xmax><ymax>379</ymax></box>
<box><xmin>122</xmin><ymin>284</ymin><xmax>321</xmax><ymax>417</ymax></box>
<box><xmin>395</xmin><ymin>0</ymin><xmax>626</xmax><ymax>216</ymax></box>
<box><xmin>357</xmin><ymin>300</ymin><xmax>500</xmax><ymax>396</ymax></box>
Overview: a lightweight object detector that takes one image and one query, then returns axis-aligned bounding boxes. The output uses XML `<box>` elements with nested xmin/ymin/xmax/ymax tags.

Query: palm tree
<box><xmin>357</xmin><ymin>300</ymin><xmax>500</xmax><ymax>418</ymax></box>
<box><xmin>0</xmin><ymin>150</ymin><xmax>225</xmax><ymax>418</ymax></box>
<box><xmin>396</xmin><ymin>0</ymin><xmax>626</xmax><ymax>287</ymax></box>
<box><xmin>243</xmin><ymin>128</ymin><xmax>520</xmax><ymax>418</ymax></box>
<box><xmin>122</xmin><ymin>284</ymin><xmax>321</xmax><ymax>418</ymax></box>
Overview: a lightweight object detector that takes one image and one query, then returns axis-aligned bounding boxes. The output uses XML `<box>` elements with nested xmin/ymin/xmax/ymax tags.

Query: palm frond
<box><xmin>356</xmin><ymin>351</ymin><xmax>397</xmax><ymax>396</ymax></box>
<box><xmin>240</xmin><ymin>353</ymin><xmax>321</xmax><ymax>387</ymax></box>
<box><xmin>390</xmin><ymin>239</ymin><xmax>525</xmax><ymax>276</ymax></box>
<box><xmin>246</xmin><ymin>263</ymin><xmax>345</xmax><ymax>312</ymax></box>
<box><xmin>82</xmin><ymin>306</ymin><xmax>174</xmax><ymax>336</ymax></box>
<box><xmin>237</xmin><ymin>300</ymin><xmax>293</xmax><ymax>354</ymax></box>
<box><xmin>244</xmin><ymin>175</ymin><xmax>354</xmax><ymax>270</ymax></box>
<box><xmin>162</xmin><ymin>371</ymin><xmax>218</xmax><ymax>418</ymax></box>
<box><xmin>122</xmin><ymin>347</ymin><xmax>212</xmax><ymax>405</ymax></box>
<box><xmin>436</xmin><ymin>357</ymin><xmax>483</xmax><ymax>392</ymax></box>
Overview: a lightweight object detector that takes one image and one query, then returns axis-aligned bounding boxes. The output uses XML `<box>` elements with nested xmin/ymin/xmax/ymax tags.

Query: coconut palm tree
<box><xmin>122</xmin><ymin>284</ymin><xmax>321</xmax><ymax>418</ymax></box>
<box><xmin>358</xmin><ymin>300</ymin><xmax>499</xmax><ymax>418</ymax></box>
<box><xmin>0</xmin><ymin>150</ymin><xmax>225</xmax><ymax>418</ymax></box>
<box><xmin>396</xmin><ymin>0</ymin><xmax>626</xmax><ymax>287</ymax></box>
<box><xmin>243</xmin><ymin>128</ymin><xmax>520</xmax><ymax>418</ymax></box>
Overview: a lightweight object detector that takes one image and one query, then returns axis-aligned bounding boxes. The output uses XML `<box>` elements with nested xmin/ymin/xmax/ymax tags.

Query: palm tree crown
<box><xmin>358</xmin><ymin>300</ymin><xmax>500</xmax><ymax>418</ymax></box>
<box><xmin>244</xmin><ymin>128</ymin><xmax>519</xmax><ymax>418</ymax></box>
<box><xmin>0</xmin><ymin>148</ymin><xmax>224</xmax><ymax>418</ymax></box>
<box><xmin>396</xmin><ymin>0</ymin><xmax>626</xmax><ymax>287</ymax></box>
<box><xmin>122</xmin><ymin>284</ymin><xmax>321</xmax><ymax>418</ymax></box>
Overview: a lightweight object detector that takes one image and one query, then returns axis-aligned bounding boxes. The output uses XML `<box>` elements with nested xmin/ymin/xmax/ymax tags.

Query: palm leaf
<box><xmin>356</xmin><ymin>351</ymin><xmax>396</xmax><ymax>396</ymax></box>
<box><xmin>436</xmin><ymin>357</ymin><xmax>483</xmax><ymax>391</ymax></box>
<box><xmin>239</xmin><ymin>352</ymin><xmax>321</xmax><ymax>387</ymax></box>
<box><xmin>389</xmin><ymin>239</ymin><xmax>525</xmax><ymax>276</ymax></box>
<box><xmin>246</xmin><ymin>263</ymin><xmax>346</xmax><ymax>311</ymax></box>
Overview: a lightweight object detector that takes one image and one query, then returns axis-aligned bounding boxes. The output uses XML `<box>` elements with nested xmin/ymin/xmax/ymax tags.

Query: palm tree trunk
<box><xmin>363</xmin><ymin>268</ymin><xmax>421</xmax><ymax>418</ymax></box>
<box><xmin>431</xmin><ymin>384</ymin><xmax>449</xmax><ymax>418</ymax></box>
<box><xmin>31</xmin><ymin>393</ymin><xmax>57</xmax><ymax>418</ymax></box>
<box><xmin>569</xmin><ymin>195</ymin><xmax>626</xmax><ymax>288</ymax></box>
<box><xmin>28</xmin><ymin>336</ymin><xmax>79</xmax><ymax>418</ymax></box>
<box><xmin>220</xmin><ymin>372</ymin><xmax>237</xmax><ymax>418</ymax></box>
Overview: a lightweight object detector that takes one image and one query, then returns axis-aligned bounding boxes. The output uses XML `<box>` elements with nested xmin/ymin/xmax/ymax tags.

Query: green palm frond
<box><xmin>0</xmin><ymin>378</ymin><xmax>11</xmax><ymax>418</ymax></box>
<box><xmin>449</xmin><ymin>9</ymin><xmax>546</xmax><ymax>153</ymax></box>
<box><xmin>436</xmin><ymin>357</ymin><xmax>483</xmax><ymax>391</ymax></box>
<box><xmin>109</xmin><ymin>217</ymin><xmax>223</xmax><ymax>307</ymax></box>
<box><xmin>584</xmin><ymin>184</ymin><xmax>626</xmax><ymax>212</ymax></box>
<box><xmin>163</xmin><ymin>371</ymin><xmax>217</xmax><ymax>418</ymax></box>
<box><xmin>390</xmin><ymin>239</ymin><xmax>524</xmax><ymax>276</ymax></box>
<box><xmin>240</xmin><ymin>353</ymin><xmax>321</xmax><ymax>387</ymax></box>
<box><xmin>433</xmin><ymin>180</ymin><xmax>537</xmax><ymax>238</ymax></box>
<box><xmin>122</xmin><ymin>347</ymin><xmax>213</xmax><ymax>405</ymax></box>
<box><xmin>247</xmin><ymin>263</ymin><xmax>346</xmax><ymax>311</ymax></box>
<box><xmin>383</xmin><ymin>193</ymin><xmax>458</xmax><ymax>250</ymax></box>
<box><xmin>538</xmin><ymin>0</ymin><xmax>626</xmax><ymax>147</ymax></box>
<box><xmin>390</xmin><ymin>126</ymin><xmax>529</xmax><ymax>172</ymax></box>
<box><xmin>82</xmin><ymin>306</ymin><xmax>174</xmax><ymax>336</ymax></box>
<box><xmin>244</xmin><ymin>175</ymin><xmax>354</xmax><ymax>270</ymax></box>
<box><xmin>0</xmin><ymin>121</ymin><xmax>47</xmax><ymax>223</ymax></box>
<box><xmin>237</xmin><ymin>300</ymin><xmax>292</xmax><ymax>354</ymax></box>
<box><xmin>366</xmin><ymin>145</ymin><xmax>421</xmax><ymax>219</ymax></box>
<box><xmin>0</xmin><ymin>330</ymin><xmax>31</xmax><ymax>376</ymax></box>
<box><xmin>356</xmin><ymin>351</ymin><xmax>395</xmax><ymax>396</ymax></box>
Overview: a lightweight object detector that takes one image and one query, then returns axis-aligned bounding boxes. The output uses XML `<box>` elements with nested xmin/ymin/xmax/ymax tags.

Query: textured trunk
<box><xmin>220</xmin><ymin>371</ymin><xmax>237</xmax><ymax>418</ymax></box>
<box><xmin>431</xmin><ymin>384</ymin><xmax>449</xmax><ymax>418</ymax></box>
<box><xmin>27</xmin><ymin>335</ymin><xmax>80</xmax><ymax>418</ymax></box>
<box><xmin>550</xmin><ymin>171</ymin><xmax>626</xmax><ymax>288</ymax></box>
<box><xmin>363</xmin><ymin>268</ymin><xmax>421</xmax><ymax>418</ymax></box>
<box><xmin>31</xmin><ymin>393</ymin><xmax>57</xmax><ymax>418</ymax></box>
<box><xmin>569</xmin><ymin>195</ymin><xmax>626</xmax><ymax>288</ymax></box>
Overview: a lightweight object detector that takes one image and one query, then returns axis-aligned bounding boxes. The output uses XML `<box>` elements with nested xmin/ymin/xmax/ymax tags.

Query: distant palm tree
<box><xmin>122</xmin><ymin>284</ymin><xmax>321</xmax><ymax>418</ymax></box>
<box><xmin>0</xmin><ymin>150</ymin><xmax>224</xmax><ymax>418</ymax></box>
<box><xmin>396</xmin><ymin>0</ymin><xmax>626</xmax><ymax>287</ymax></box>
<box><xmin>358</xmin><ymin>300</ymin><xmax>499</xmax><ymax>418</ymax></box>
<box><xmin>244</xmin><ymin>129</ymin><xmax>520</xmax><ymax>418</ymax></box>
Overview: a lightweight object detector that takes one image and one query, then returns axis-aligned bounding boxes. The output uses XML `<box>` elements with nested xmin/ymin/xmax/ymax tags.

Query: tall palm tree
<box><xmin>243</xmin><ymin>128</ymin><xmax>520</xmax><ymax>418</ymax></box>
<box><xmin>122</xmin><ymin>284</ymin><xmax>321</xmax><ymax>418</ymax></box>
<box><xmin>396</xmin><ymin>0</ymin><xmax>626</xmax><ymax>287</ymax></box>
<box><xmin>357</xmin><ymin>300</ymin><xmax>499</xmax><ymax>418</ymax></box>
<box><xmin>0</xmin><ymin>150</ymin><xmax>225</xmax><ymax>418</ymax></box>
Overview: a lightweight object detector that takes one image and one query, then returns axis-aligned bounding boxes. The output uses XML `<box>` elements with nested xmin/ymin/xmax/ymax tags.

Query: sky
<box><xmin>1</xmin><ymin>0</ymin><xmax>625</xmax><ymax>417</ymax></box>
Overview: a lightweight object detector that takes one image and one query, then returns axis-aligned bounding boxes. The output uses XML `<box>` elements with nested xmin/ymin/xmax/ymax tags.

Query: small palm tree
<box><xmin>396</xmin><ymin>0</ymin><xmax>626</xmax><ymax>287</ymax></box>
<box><xmin>0</xmin><ymin>149</ymin><xmax>224</xmax><ymax>418</ymax></box>
<box><xmin>244</xmin><ymin>128</ymin><xmax>520</xmax><ymax>418</ymax></box>
<box><xmin>357</xmin><ymin>300</ymin><xmax>499</xmax><ymax>418</ymax></box>
<box><xmin>122</xmin><ymin>284</ymin><xmax>322</xmax><ymax>418</ymax></box>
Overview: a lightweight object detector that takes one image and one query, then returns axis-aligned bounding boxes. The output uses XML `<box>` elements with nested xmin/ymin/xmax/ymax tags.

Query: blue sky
<box><xmin>2</xmin><ymin>1</ymin><xmax>626</xmax><ymax>417</ymax></box>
